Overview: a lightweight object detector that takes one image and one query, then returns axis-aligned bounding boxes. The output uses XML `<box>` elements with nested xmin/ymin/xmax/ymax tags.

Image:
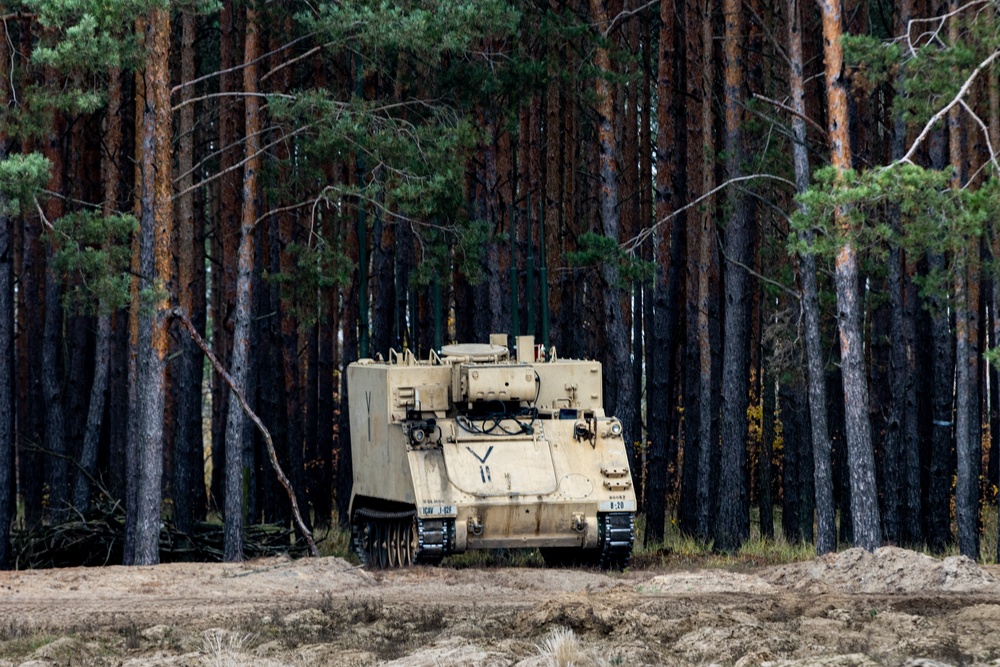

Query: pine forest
<box><xmin>1</xmin><ymin>0</ymin><xmax>1000</xmax><ymax>568</ymax></box>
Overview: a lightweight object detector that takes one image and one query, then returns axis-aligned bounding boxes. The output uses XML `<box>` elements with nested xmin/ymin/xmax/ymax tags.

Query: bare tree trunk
<box><xmin>950</xmin><ymin>0</ymin><xmax>978</xmax><ymax>559</ymax></box>
<box><xmin>788</xmin><ymin>0</ymin><xmax>835</xmax><ymax>554</ymax></box>
<box><xmin>780</xmin><ymin>383</ymin><xmax>804</xmax><ymax>542</ymax></box>
<box><xmin>759</xmin><ymin>363</ymin><xmax>775</xmax><ymax>539</ymax></box>
<box><xmin>224</xmin><ymin>1</ymin><xmax>260</xmax><ymax>562</ymax></box>
<box><xmin>129</xmin><ymin>6</ymin><xmax>172</xmax><ymax>565</ymax></box>
<box><xmin>173</xmin><ymin>10</ymin><xmax>204</xmax><ymax>536</ymax></box>
<box><xmin>42</xmin><ymin>246</ymin><xmax>68</xmax><ymax>524</ymax></box>
<box><xmin>590</xmin><ymin>0</ymin><xmax>638</xmax><ymax>481</ymax></box>
<box><xmin>74</xmin><ymin>312</ymin><xmax>111</xmax><ymax>511</ymax></box>
<box><xmin>645</xmin><ymin>0</ymin><xmax>681</xmax><ymax>545</ymax></box>
<box><xmin>41</xmin><ymin>107</ymin><xmax>68</xmax><ymax>524</ymax></box>
<box><xmin>212</xmin><ymin>0</ymin><xmax>241</xmax><ymax>510</ymax></box>
<box><xmin>821</xmin><ymin>0</ymin><xmax>881</xmax><ymax>551</ymax></box>
<box><xmin>715</xmin><ymin>0</ymin><xmax>753</xmax><ymax>552</ymax></box>
<box><xmin>884</xmin><ymin>0</ymin><xmax>921</xmax><ymax>547</ymax></box>
<box><xmin>989</xmin><ymin>0</ymin><xmax>1000</xmax><ymax>566</ymax></box>
<box><xmin>272</xmin><ymin>16</ymin><xmax>309</xmax><ymax>534</ymax></box>
<box><xmin>0</xmin><ymin>39</ymin><xmax>13</xmax><ymax>563</ymax></box>
<box><xmin>695</xmin><ymin>0</ymin><xmax>716</xmax><ymax>542</ymax></box>
<box><xmin>371</xmin><ymin>208</ymin><xmax>395</xmax><ymax>358</ymax></box>
<box><xmin>74</xmin><ymin>68</ymin><xmax>122</xmax><ymax>514</ymax></box>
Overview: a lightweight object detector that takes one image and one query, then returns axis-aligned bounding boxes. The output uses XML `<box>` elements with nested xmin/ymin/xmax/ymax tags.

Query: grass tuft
<box><xmin>538</xmin><ymin>627</ymin><xmax>607</xmax><ymax>667</ymax></box>
<box><xmin>201</xmin><ymin>630</ymin><xmax>258</xmax><ymax>667</ymax></box>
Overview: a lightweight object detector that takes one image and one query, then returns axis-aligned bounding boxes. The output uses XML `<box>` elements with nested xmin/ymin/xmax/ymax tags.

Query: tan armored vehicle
<box><xmin>347</xmin><ymin>334</ymin><xmax>636</xmax><ymax>569</ymax></box>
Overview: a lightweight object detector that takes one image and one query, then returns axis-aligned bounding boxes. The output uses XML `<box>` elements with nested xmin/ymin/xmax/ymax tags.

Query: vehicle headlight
<box><xmin>609</xmin><ymin>421</ymin><xmax>622</xmax><ymax>436</ymax></box>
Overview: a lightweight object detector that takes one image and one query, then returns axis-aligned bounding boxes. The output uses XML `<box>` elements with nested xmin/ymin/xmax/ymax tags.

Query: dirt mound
<box><xmin>642</xmin><ymin>569</ymin><xmax>779</xmax><ymax>595</ymax></box>
<box><xmin>765</xmin><ymin>547</ymin><xmax>1000</xmax><ymax>594</ymax></box>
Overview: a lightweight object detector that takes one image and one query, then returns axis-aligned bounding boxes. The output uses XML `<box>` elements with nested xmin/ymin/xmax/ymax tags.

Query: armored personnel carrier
<box><xmin>347</xmin><ymin>334</ymin><xmax>635</xmax><ymax>569</ymax></box>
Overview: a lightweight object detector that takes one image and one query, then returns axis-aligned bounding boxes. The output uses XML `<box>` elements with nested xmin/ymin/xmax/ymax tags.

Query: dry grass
<box><xmin>632</xmin><ymin>509</ymin><xmax>816</xmax><ymax>570</ymax></box>
<box><xmin>201</xmin><ymin>629</ymin><xmax>258</xmax><ymax>667</ymax></box>
<box><xmin>326</xmin><ymin>501</ymin><xmax>1000</xmax><ymax>569</ymax></box>
<box><xmin>537</xmin><ymin>627</ymin><xmax>608</xmax><ymax>667</ymax></box>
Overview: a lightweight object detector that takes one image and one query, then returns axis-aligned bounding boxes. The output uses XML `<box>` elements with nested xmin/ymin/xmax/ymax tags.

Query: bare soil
<box><xmin>1</xmin><ymin>547</ymin><xmax>999</xmax><ymax>666</ymax></box>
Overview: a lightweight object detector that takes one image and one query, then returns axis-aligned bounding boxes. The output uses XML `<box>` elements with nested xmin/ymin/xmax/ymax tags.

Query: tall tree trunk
<box><xmin>925</xmin><ymin>122</ymin><xmax>953</xmax><ymax>552</ymax></box>
<box><xmin>759</xmin><ymin>362</ymin><xmax>775</xmax><ymax>539</ymax></box>
<box><xmin>715</xmin><ymin>0</ymin><xmax>753</xmax><ymax>552</ymax></box>
<box><xmin>74</xmin><ymin>68</ymin><xmax>122</xmax><ymax>514</ymax></box>
<box><xmin>129</xmin><ymin>6</ymin><xmax>172</xmax><ymax>565</ymax></box>
<box><xmin>371</xmin><ymin>206</ymin><xmax>395</xmax><ymax>358</ymax></box>
<box><xmin>950</xmin><ymin>0</ymin><xmax>978</xmax><ymax>559</ymax></box>
<box><xmin>788</xmin><ymin>0</ymin><xmax>835</xmax><ymax>554</ymax></box>
<box><xmin>41</xmin><ymin>109</ymin><xmax>68</xmax><ymax>524</ymax></box>
<box><xmin>821</xmin><ymin>0</ymin><xmax>881</xmax><ymax>551</ymax></box>
<box><xmin>620</xmin><ymin>2</ymin><xmax>643</xmax><ymax>460</ymax></box>
<box><xmin>886</xmin><ymin>0</ymin><xmax>921</xmax><ymax>547</ymax></box>
<box><xmin>646</xmin><ymin>0</ymin><xmax>683</xmax><ymax>545</ymax></box>
<box><xmin>212</xmin><ymin>0</ymin><xmax>241</xmax><ymax>510</ymax></box>
<box><xmin>0</xmin><ymin>37</ymin><xmax>13</xmax><ymax>564</ymax></box>
<box><xmin>544</xmin><ymin>13</ymin><xmax>563</xmax><ymax>351</ymax></box>
<box><xmin>781</xmin><ymin>383</ymin><xmax>804</xmax><ymax>542</ymax></box>
<box><xmin>989</xmin><ymin>0</ymin><xmax>1000</xmax><ymax>565</ymax></box>
<box><xmin>590</xmin><ymin>0</ymin><xmax>638</xmax><ymax>481</ymax></box>
<box><xmin>272</xmin><ymin>17</ymin><xmax>310</xmax><ymax>534</ymax></box>
<box><xmin>224</xmin><ymin>1</ymin><xmax>260</xmax><ymax>562</ymax></box>
<box><xmin>173</xmin><ymin>10</ymin><xmax>204</xmax><ymax>536</ymax></box>
<box><xmin>695</xmin><ymin>0</ymin><xmax>716</xmax><ymax>542</ymax></box>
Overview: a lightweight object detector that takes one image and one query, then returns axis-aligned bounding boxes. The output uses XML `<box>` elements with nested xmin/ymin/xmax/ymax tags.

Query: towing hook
<box><xmin>468</xmin><ymin>515</ymin><xmax>484</xmax><ymax>536</ymax></box>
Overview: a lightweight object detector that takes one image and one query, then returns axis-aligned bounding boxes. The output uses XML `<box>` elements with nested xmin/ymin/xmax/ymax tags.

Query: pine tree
<box><xmin>821</xmin><ymin>0</ymin><xmax>881</xmax><ymax>552</ymax></box>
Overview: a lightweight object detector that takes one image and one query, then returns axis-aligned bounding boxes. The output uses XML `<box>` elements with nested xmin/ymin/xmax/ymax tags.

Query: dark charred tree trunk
<box><xmin>338</xmin><ymin>286</ymin><xmax>359</xmax><ymax>528</ymax></box>
<box><xmin>42</xmin><ymin>246</ymin><xmax>68</xmax><ymax>524</ymax></box>
<box><xmin>926</xmin><ymin>126</ymin><xmax>953</xmax><ymax>553</ymax></box>
<box><xmin>74</xmin><ymin>68</ymin><xmax>122</xmax><ymax>514</ymax></box>
<box><xmin>371</xmin><ymin>207</ymin><xmax>395</xmax><ymax>359</ymax></box>
<box><xmin>680</xmin><ymin>278</ymin><xmax>701</xmax><ymax>537</ymax></box>
<box><xmin>305</xmin><ymin>324</ymin><xmax>320</xmax><ymax>524</ymax></box>
<box><xmin>715</xmin><ymin>0</ymin><xmax>752</xmax><ymax>552</ymax></box>
<box><xmin>212</xmin><ymin>0</ymin><xmax>241</xmax><ymax>511</ymax></box>
<box><xmin>589</xmin><ymin>0</ymin><xmax>638</xmax><ymax>484</ymax></box>
<box><xmin>989</xmin><ymin>5</ymin><xmax>1000</xmax><ymax>564</ymax></box>
<box><xmin>781</xmin><ymin>384</ymin><xmax>802</xmax><ymax>542</ymax></box>
<box><xmin>827</xmin><ymin>369</ymin><xmax>852</xmax><ymax>544</ymax></box>
<box><xmin>0</xmin><ymin>66</ymin><xmax>13</xmax><ymax>564</ymax></box>
<box><xmin>646</xmin><ymin>0</ymin><xmax>685</xmax><ymax>545</ymax></box>
<box><xmin>223</xmin><ymin>1</ymin><xmax>260</xmax><ymax>562</ymax></box>
<box><xmin>19</xmin><ymin>212</ymin><xmax>44</xmax><ymax>527</ymax></box>
<box><xmin>75</xmin><ymin>312</ymin><xmax>111</xmax><ymax>513</ymax></box>
<box><xmin>173</xmin><ymin>10</ymin><xmax>205</xmax><ymax>536</ymax></box>
<box><xmin>273</xmin><ymin>18</ymin><xmax>309</xmax><ymax>534</ymax></box>
<box><xmin>42</xmin><ymin>111</ymin><xmax>68</xmax><ymax>524</ymax></box>
<box><xmin>692</xmin><ymin>0</ymin><xmax>717</xmax><ymax>542</ymax></box>
<box><xmin>318</xmin><ymin>293</ymin><xmax>336</xmax><ymax>528</ymax></box>
<box><xmin>888</xmin><ymin>0</ymin><xmax>921</xmax><ymax>545</ymax></box>
<box><xmin>759</xmin><ymin>363</ymin><xmax>775</xmax><ymax>539</ymax></box>
<box><xmin>950</xmin><ymin>2</ymin><xmax>978</xmax><ymax>558</ymax></box>
<box><xmin>870</xmin><ymin>287</ymin><xmax>894</xmax><ymax>542</ymax></box>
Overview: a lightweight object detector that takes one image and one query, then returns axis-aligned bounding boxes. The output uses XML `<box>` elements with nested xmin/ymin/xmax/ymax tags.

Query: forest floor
<box><xmin>1</xmin><ymin>546</ymin><xmax>999</xmax><ymax>666</ymax></box>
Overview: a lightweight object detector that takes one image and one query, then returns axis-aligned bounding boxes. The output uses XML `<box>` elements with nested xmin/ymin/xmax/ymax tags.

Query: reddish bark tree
<box><xmin>128</xmin><ymin>6</ymin><xmax>173</xmax><ymax>565</ymax></box>
<box><xmin>822</xmin><ymin>0</ymin><xmax>881</xmax><ymax>551</ymax></box>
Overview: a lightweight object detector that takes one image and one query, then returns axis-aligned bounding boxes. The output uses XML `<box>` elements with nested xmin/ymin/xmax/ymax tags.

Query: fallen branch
<box><xmin>171</xmin><ymin>308</ymin><xmax>319</xmax><ymax>558</ymax></box>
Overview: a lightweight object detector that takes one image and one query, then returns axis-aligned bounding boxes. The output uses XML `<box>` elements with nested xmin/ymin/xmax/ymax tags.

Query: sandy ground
<box><xmin>0</xmin><ymin>547</ymin><xmax>999</xmax><ymax>666</ymax></box>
